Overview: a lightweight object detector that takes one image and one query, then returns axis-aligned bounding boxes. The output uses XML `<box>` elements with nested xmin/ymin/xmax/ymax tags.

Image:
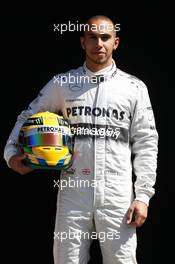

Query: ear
<box><xmin>80</xmin><ymin>36</ymin><xmax>85</xmax><ymax>50</ymax></box>
<box><xmin>113</xmin><ymin>37</ymin><xmax>120</xmax><ymax>50</ymax></box>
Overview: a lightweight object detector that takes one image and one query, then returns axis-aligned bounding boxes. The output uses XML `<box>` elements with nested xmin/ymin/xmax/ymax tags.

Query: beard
<box><xmin>86</xmin><ymin>53</ymin><xmax>111</xmax><ymax>65</ymax></box>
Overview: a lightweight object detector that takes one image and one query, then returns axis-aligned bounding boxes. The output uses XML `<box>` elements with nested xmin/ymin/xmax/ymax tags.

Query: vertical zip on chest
<box><xmin>93</xmin><ymin>81</ymin><xmax>107</xmax><ymax>208</ymax></box>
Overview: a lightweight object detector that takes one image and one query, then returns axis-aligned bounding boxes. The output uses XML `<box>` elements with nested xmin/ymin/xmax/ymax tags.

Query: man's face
<box><xmin>80</xmin><ymin>19</ymin><xmax>119</xmax><ymax>66</ymax></box>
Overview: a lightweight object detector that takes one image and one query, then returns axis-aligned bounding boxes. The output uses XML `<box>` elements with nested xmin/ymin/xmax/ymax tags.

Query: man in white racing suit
<box><xmin>4</xmin><ymin>15</ymin><xmax>158</xmax><ymax>263</ymax></box>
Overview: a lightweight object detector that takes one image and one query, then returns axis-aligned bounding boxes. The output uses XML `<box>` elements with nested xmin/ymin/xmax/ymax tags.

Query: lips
<box><xmin>93</xmin><ymin>51</ymin><xmax>106</xmax><ymax>55</ymax></box>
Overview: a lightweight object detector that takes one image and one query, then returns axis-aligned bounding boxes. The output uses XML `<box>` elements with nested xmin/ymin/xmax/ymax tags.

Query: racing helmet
<box><xmin>18</xmin><ymin>111</ymin><xmax>74</xmax><ymax>170</ymax></box>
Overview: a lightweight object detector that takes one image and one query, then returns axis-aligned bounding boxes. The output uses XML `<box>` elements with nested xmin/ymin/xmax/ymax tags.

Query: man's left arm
<box><xmin>127</xmin><ymin>81</ymin><xmax>159</xmax><ymax>227</ymax></box>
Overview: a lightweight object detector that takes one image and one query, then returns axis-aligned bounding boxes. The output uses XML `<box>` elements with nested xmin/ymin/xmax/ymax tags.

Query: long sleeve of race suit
<box><xmin>130</xmin><ymin>82</ymin><xmax>158</xmax><ymax>206</ymax></box>
<box><xmin>4</xmin><ymin>77</ymin><xmax>62</xmax><ymax>166</ymax></box>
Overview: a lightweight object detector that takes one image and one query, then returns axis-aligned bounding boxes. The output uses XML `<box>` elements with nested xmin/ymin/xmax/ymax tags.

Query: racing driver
<box><xmin>4</xmin><ymin>15</ymin><xmax>158</xmax><ymax>264</ymax></box>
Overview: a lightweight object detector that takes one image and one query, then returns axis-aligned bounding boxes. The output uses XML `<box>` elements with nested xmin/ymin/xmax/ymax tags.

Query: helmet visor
<box><xmin>24</xmin><ymin>133</ymin><xmax>71</xmax><ymax>147</ymax></box>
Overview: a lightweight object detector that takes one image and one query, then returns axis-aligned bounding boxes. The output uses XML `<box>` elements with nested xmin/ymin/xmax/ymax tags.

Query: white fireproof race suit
<box><xmin>4</xmin><ymin>61</ymin><xmax>158</xmax><ymax>264</ymax></box>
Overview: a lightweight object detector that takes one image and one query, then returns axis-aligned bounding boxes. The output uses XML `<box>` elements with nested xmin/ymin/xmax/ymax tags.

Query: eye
<box><xmin>101</xmin><ymin>35</ymin><xmax>110</xmax><ymax>41</ymax></box>
<box><xmin>90</xmin><ymin>36</ymin><xmax>97</xmax><ymax>39</ymax></box>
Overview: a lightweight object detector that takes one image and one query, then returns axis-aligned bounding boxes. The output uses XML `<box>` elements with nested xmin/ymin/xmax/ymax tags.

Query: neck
<box><xmin>85</xmin><ymin>57</ymin><xmax>113</xmax><ymax>72</ymax></box>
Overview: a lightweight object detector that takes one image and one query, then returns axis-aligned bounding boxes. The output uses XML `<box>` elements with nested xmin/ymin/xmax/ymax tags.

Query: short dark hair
<box><xmin>79</xmin><ymin>15</ymin><xmax>117</xmax><ymax>37</ymax></box>
<box><xmin>86</xmin><ymin>15</ymin><xmax>115</xmax><ymax>26</ymax></box>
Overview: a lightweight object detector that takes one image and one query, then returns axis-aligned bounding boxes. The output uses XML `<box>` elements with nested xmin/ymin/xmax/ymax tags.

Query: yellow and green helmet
<box><xmin>18</xmin><ymin>111</ymin><xmax>74</xmax><ymax>170</ymax></box>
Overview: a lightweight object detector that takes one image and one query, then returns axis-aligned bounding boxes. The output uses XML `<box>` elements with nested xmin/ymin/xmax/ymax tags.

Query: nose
<box><xmin>96</xmin><ymin>37</ymin><xmax>103</xmax><ymax>48</ymax></box>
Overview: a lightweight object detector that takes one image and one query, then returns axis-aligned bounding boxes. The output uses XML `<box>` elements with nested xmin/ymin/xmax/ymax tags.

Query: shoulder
<box><xmin>116</xmin><ymin>68</ymin><xmax>147</xmax><ymax>92</ymax></box>
<box><xmin>54</xmin><ymin>66</ymin><xmax>83</xmax><ymax>81</ymax></box>
<box><xmin>52</xmin><ymin>66</ymin><xmax>83</xmax><ymax>88</ymax></box>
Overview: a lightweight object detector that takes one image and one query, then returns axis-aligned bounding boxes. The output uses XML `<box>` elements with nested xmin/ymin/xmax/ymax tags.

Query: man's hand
<box><xmin>9</xmin><ymin>154</ymin><xmax>33</xmax><ymax>175</ymax></box>
<box><xmin>126</xmin><ymin>200</ymin><xmax>148</xmax><ymax>227</ymax></box>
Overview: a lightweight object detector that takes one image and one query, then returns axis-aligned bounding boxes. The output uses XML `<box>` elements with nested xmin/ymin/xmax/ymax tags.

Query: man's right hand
<box><xmin>9</xmin><ymin>154</ymin><xmax>33</xmax><ymax>175</ymax></box>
